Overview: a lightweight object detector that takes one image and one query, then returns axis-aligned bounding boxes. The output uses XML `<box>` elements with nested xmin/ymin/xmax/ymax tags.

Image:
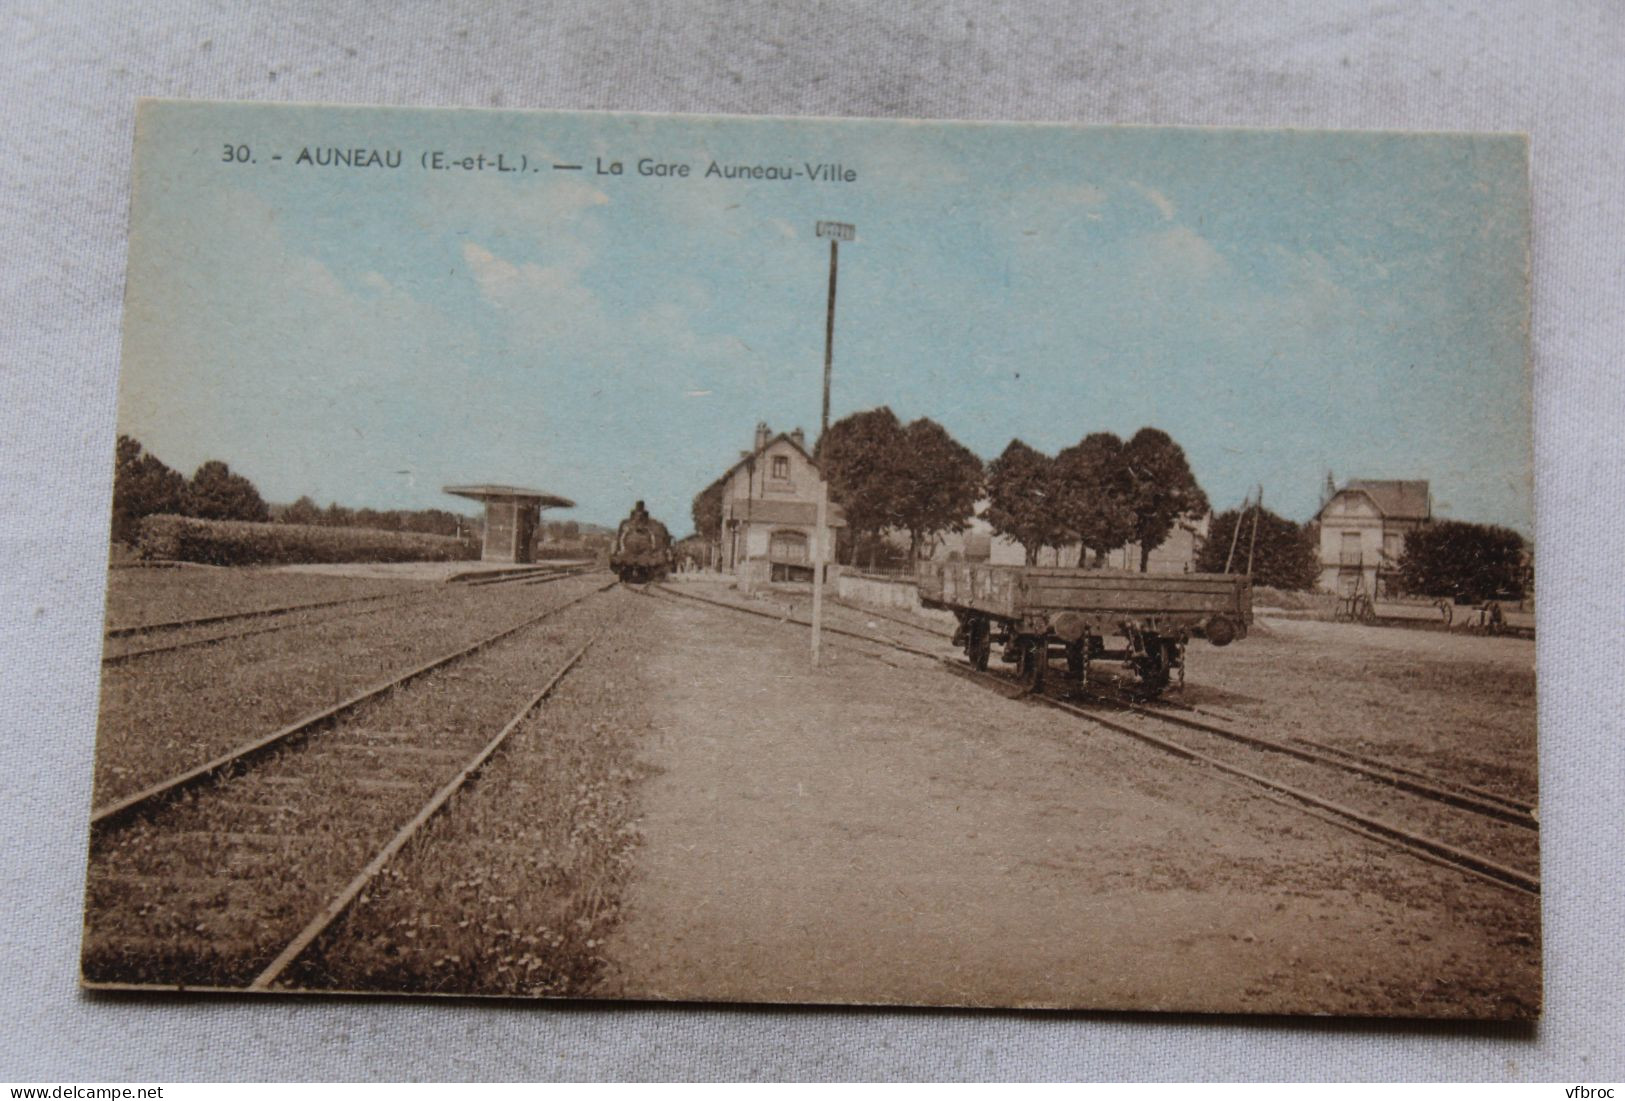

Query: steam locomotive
<box><xmin>609</xmin><ymin>500</ymin><xmax>674</xmax><ymax>583</ymax></box>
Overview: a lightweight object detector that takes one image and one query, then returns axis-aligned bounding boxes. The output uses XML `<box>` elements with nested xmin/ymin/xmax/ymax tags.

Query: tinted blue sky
<box><xmin>120</xmin><ymin>102</ymin><xmax>1531</xmax><ymax>535</ymax></box>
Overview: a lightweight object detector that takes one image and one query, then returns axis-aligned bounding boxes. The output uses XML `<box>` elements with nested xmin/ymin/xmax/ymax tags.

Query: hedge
<box><xmin>137</xmin><ymin>514</ymin><xmax>480</xmax><ymax>566</ymax></box>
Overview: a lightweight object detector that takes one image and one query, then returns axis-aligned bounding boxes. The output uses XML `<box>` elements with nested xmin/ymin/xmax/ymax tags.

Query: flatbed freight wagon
<box><xmin>917</xmin><ymin>562</ymin><xmax>1252</xmax><ymax>697</ymax></box>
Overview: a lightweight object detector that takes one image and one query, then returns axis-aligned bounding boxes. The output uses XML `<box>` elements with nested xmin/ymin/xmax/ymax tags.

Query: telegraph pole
<box><xmin>811</xmin><ymin>220</ymin><xmax>854</xmax><ymax>667</ymax></box>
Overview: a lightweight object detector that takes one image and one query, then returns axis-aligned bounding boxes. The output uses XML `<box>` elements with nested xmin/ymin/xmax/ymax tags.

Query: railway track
<box><xmin>82</xmin><ymin>581</ymin><xmax>621</xmax><ymax>990</ymax></box>
<box><xmin>647</xmin><ymin>584</ymin><xmax>1540</xmax><ymax>897</ymax></box>
<box><xmin>101</xmin><ymin>567</ymin><xmax>587</xmax><ymax>665</ymax></box>
<box><xmin>829</xmin><ymin>594</ymin><xmax>1540</xmax><ymax>827</ymax></box>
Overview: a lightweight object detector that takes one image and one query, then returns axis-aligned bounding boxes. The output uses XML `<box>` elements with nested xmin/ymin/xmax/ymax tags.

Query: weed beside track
<box><xmin>80</xmin><ymin>586</ymin><xmax>620</xmax><ymax>988</ymax></box>
<box><xmin>93</xmin><ymin>574</ymin><xmax>611</xmax><ymax>806</ymax></box>
<box><xmin>287</xmin><ymin>590</ymin><xmax>653</xmax><ymax>996</ymax></box>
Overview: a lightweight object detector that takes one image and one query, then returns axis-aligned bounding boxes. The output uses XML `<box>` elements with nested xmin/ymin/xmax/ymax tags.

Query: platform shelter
<box><xmin>443</xmin><ymin>484</ymin><xmax>575</xmax><ymax>564</ymax></box>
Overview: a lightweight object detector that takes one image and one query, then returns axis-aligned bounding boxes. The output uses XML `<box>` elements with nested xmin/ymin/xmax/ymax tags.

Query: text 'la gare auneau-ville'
<box><xmin>220</xmin><ymin>144</ymin><xmax>858</xmax><ymax>183</ymax></box>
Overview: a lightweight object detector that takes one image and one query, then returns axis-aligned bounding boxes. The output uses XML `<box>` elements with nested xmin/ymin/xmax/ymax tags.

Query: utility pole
<box><xmin>1223</xmin><ymin>488</ymin><xmax>1251</xmax><ymax>574</ymax></box>
<box><xmin>1245</xmin><ymin>485</ymin><xmax>1264</xmax><ymax>578</ymax></box>
<box><xmin>811</xmin><ymin>220</ymin><xmax>854</xmax><ymax>667</ymax></box>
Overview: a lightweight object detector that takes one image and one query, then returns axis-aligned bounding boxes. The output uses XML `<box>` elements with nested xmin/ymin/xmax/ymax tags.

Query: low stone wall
<box><xmin>834</xmin><ymin>570</ymin><xmax>958</xmax><ymax>630</ymax></box>
<box><xmin>836</xmin><ymin>571</ymin><xmax>922</xmax><ymax>611</ymax></box>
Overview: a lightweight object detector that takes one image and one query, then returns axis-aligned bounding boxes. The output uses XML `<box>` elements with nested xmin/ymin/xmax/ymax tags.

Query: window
<box><xmin>771</xmin><ymin>455</ymin><xmax>790</xmax><ymax>480</ymax></box>
<box><xmin>1340</xmin><ymin>531</ymin><xmax>1362</xmax><ymax>566</ymax></box>
<box><xmin>769</xmin><ymin>530</ymin><xmax>808</xmax><ymax>563</ymax></box>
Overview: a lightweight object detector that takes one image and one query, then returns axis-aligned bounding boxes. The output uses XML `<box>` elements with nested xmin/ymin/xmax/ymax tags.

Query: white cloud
<box><xmin>1144</xmin><ymin>224</ymin><xmax>1227</xmax><ymax>280</ymax></box>
<box><xmin>1132</xmin><ymin>182</ymin><xmax>1177</xmax><ymax>221</ymax></box>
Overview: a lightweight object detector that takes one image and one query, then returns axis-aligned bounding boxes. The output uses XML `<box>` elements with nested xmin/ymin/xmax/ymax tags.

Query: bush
<box><xmin>137</xmin><ymin>515</ymin><xmax>479</xmax><ymax>566</ymax></box>
<box><xmin>1395</xmin><ymin>520</ymin><xmax>1529</xmax><ymax>603</ymax></box>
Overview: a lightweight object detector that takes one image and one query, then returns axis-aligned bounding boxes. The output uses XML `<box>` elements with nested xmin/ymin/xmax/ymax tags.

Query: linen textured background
<box><xmin>2</xmin><ymin>0</ymin><xmax>1621</xmax><ymax>1081</ymax></box>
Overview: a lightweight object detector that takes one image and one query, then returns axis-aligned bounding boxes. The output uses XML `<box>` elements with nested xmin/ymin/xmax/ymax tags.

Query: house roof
<box><xmin>723</xmin><ymin>497</ymin><xmax>847</xmax><ymax>528</ymax></box>
<box><xmin>710</xmin><ymin>431</ymin><xmax>818</xmax><ymax>488</ymax></box>
<box><xmin>1320</xmin><ymin>479</ymin><xmax>1430</xmax><ymax>521</ymax></box>
<box><xmin>443</xmin><ymin>484</ymin><xmax>575</xmax><ymax>508</ymax></box>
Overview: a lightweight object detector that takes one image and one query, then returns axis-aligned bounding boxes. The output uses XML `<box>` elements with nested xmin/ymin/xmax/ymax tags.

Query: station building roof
<box><xmin>443</xmin><ymin>484</ymin><xmax>575</xmax><ymax>508</ymax></box>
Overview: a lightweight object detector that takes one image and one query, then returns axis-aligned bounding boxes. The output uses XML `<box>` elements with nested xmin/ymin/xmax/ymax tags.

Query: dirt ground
<box><xmin>595</xmin><ymin>593</ymin><xmax>1540</xmax><ymax>1018</ymax></box>
<box><xmin>1192</xmin><ymin>615</ymin><xmax>1538</xmax><ymax>804</ymax></box>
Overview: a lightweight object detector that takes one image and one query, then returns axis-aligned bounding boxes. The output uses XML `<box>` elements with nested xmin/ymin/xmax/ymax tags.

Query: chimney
<box><xmin>790</xmin><ymin>427</ymin><xmax>806</xmax><ymax>450</ymax></box>
<box><xmin>754</xmin><ymin>422</ymin><xmax>770</xmax><ymax>453</ymax></box>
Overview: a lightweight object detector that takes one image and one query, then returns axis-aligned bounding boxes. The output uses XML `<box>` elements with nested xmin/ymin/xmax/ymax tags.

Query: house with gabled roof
<box><xmin>705</xmin><ymin>422</ymin><xmax>847</xmax><ymax>582</ymax></box>
<box><xmin>1315</xmin><ymin>478</ymin><xmax>1431</xmax><ymax>596</ymax></box>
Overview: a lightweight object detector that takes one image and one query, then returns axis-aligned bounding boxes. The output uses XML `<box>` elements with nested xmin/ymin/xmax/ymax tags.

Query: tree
<box><xmin>691</xmin><ymin>479</ymin><xmax>724</xmax><ymax>547</ymax></box>
<box><xmin>1196</xmin><ymin>506</ymin><xmax>1319</xmax><ymax>589</ymax></box>
<box><xmin>1395</xmin><ymin>520</ymin><xmax>1528</xmax><ymax>603</ymax></box>
<box><xmin>895</xmin><ymin>418</ymin><xmax>983</xmax><ymax>561</ymax></box>
<box><xmin>283</xmin><ymin>495</ymin><xmax>322</xmax><ymax>526</ymax></box>
<box><xmin>985</xmin><ymin>439</ymin><xmax>1067</xmax><ymax>564</ymax></box>
<box><xmin>1121</xmin><ymin>428</ymin><xmax>1209</xmax><ymax>571</ymax></box>
<box><xmin>110</xmin><ymin>435</ymin><xmax>187</xmax><ymax>543</ymax></box>
<box><xmin>817</xmin><ymin>407</ymin><xmax>906</xmax><ymax>567</ymax></box>
<box><xmin>185</xmin><ymin>460</ymin><xmax>270</xmax><ymax>522</ymax></box>
<box><xmin>1054</xmin><ymin>432</ymin><xmax>1135</xmax><ymax>567</ymax></box>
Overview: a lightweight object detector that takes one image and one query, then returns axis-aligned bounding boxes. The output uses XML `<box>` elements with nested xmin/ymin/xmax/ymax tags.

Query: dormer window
<box><xmin>772</xmin><ymin>455</ymin><xmax>790</xmax><ymax>480</ymax></box>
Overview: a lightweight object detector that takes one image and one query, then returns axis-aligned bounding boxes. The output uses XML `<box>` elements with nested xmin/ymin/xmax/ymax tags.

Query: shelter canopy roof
<box><xmin>443</xmin><ymin>484</ymin><xmax>575</xmax><ymax>509</ymax></box>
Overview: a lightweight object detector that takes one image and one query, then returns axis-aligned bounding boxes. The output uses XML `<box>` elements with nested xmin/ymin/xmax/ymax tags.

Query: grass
<box><xmin>92</xmin><ymin>573</ymin><xmax>612</xmax><ymax>807</ymax></box>
<box><xmin>1251</xmin><ymin>585</ymin><xmax>1338</xmax><ymax>615</ymax></box>
<box><xmin>81</xmin><ymin>589</ymin><xmax>622</xmax><ymax>988</ymax></box>
<box><xmin>288</xmin><ymin>596</ymin><xmax>650</xmax><ymax>996</ymax></box>
<box><xmin>103</xmin><ymin>567</ymin><xmax>409</xmax><ymax>632</ymax></box>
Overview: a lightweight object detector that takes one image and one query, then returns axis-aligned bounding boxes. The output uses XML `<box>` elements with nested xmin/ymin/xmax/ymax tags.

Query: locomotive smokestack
<box><xmin>754</xmin><ymin>422</ymin><xmax>770</xmax><ymax>453</ymax></box>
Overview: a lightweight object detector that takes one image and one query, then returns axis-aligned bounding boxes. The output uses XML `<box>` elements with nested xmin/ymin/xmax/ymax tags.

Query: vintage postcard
<box><xmin>87</xmin><ymin>100</ymin><xmax>1537</xmax><ymax>1018</ymax></box>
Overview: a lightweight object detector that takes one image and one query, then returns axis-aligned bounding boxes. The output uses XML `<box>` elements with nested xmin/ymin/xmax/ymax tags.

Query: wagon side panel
<box><xmin>1020</xmin><ymin>571</ymin><xmax>1251</xmax><ymax>628</ymax></box>
<box><xmin>938</xmin><ymin>563</ymin><xmax>1024</xmax><ymax>621</ymax></box>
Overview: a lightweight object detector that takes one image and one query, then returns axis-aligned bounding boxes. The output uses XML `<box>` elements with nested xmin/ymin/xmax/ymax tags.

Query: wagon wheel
<box><xmin>1019</xmin><ymin>638</ymin><xmax>1048</xmax><ymax>692</ymax></box>
<box><xmin>1066</xmin><ymin>640</ymin><xmax>1088</xmax><ymax>693</ymax></box>
<box><xmin>966</xmin><ymin>617</ymin><xmax>992</xmax><ymax>672</ymax></box>
<box><xmin>1139</xmin><ymin>656</ymin><xmax>1171</xmax><ymax>699</ymax></box>
<box><xmin>1129</xmin><ymin>634</ymin><xmax>1174</xmax><ymax>700</ymax></box>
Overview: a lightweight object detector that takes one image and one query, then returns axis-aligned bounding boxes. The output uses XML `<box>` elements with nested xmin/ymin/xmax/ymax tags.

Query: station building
<box><xmin>702</xmin><ymin>423</ymin><xmax>847</xmax><ymax>582</ymax></box>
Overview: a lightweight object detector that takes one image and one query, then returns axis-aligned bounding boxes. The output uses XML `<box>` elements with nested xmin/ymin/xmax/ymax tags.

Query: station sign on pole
<box><xmin>811</xmin><ymin>220</ymin><xmax>855</xmax><ymax>668</ymax></box>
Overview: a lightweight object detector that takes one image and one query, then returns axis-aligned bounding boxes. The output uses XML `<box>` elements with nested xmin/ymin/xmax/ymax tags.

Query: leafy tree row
<box><xmin>113</xmin><ymin>436</ymin><xmax>478</xmax><ymax>544</ymax></box>
<box><xmin>985</xmin><ymin>429</ymin><xmax>1209</xmax><ymax>570</ymax></box>
<box><xmin>277</xmin><ymin>496</ymin><xmax>469</xmax><ymax>538</ymax></box>
<box><xmin>112</xmin><ymin>436</ymin><xmax>269</xmax><ymax>541</ymax></box>
<box><xmin>816</xmin><ymin>408</ymin><xmax>984</xmax><ymax>567</ymax></box>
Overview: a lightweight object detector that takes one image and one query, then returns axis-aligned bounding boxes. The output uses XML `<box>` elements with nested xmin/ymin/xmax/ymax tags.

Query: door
<box><xmin>769</xmin><ymin>530</ymin><xmax>808</xmax><ymax>564</ymax></box>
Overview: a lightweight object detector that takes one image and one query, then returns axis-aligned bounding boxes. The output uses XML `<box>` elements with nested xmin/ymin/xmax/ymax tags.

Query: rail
<box><xmin>646</xmin><ymin>584</ymin><xmax>1539</xmax><ymax>898</ymax></box>
<box><xmin>90</xmin><ymin>578</ymin><xmax>617</xmax><ymax>829</ymax></box>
